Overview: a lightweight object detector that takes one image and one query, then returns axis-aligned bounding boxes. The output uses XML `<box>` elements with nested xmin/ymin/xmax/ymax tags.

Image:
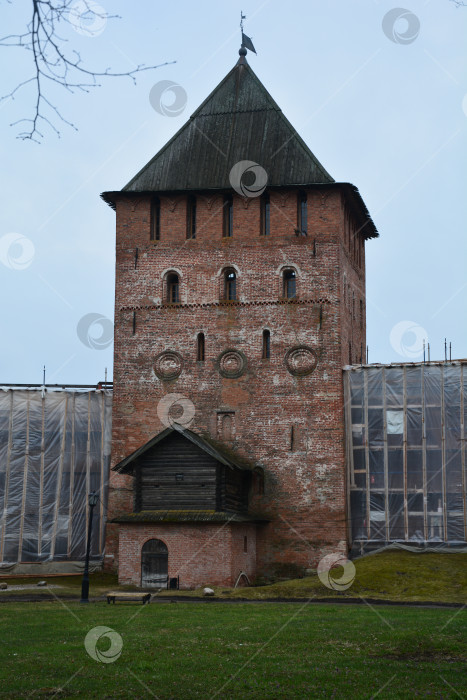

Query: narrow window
<box><xmin>167</xmin><ymin>273</ymin><xmax>180</xmax><ymax>303</ymax></box>
<box><xmin>197</xmin><ymin>332</ymin><xmax>205</xmax><ymax>361</ymax></box>
<box><xmin>253</xmin><ymin>470</ymin><xmax>264</xmax><ymax>495</ymax></box>
<box><xmin>349</xmin><ymin>341</ymin><xmax>352</xmax><ymax>365</ymax></box>
<box><xmin>186</xmin><ymin>195</ymin><xmax>196</xmax><ymax>239</ymax></box>
<box><xmin>224</xmin><ymin>269</ymin><xmax>236</xmax><ymax>300</ymax></box>
<box><xmin>150</xmin><ymin>197</ymin><xmax>160</xmax><ymax>241</ymax></box>
<box><xmin>223</xmin><ymin>194</ymin><xmax>233</xmax><ymax>238</ymax></box>
<box><xmin>297</xmin><ymin>191</ymin><xmax>307</xmax><ymax>235</ymax></box>
<box><xmin>260</xmin><ymin>193</ymin><xmax>270</xmax><ymax>236</ymax></box>
<box><xmin>223</xmin><ymin>414</ymin><xmax>233</xmax><ymax>441</ymax></box>
<box><xmin>217</xmin><ymin>411</ymin><xmax>235</xmax><ymax>440</ymax></box>
<box><xmin>243</xmin><ymin>536</ymin><xmax>248</xmax><ymax>553</ymax></box>
<box><xmin>262</xmin><ymin>330</ymin><xmax>270</xmax><ymax>359</ymax></box>
<box><xmin>360</xmin><ymin>300</ymin><xmax>363</xmax><ymax>329</ymax></box>
<box><xmin>283</xmin><ymin>269</ymin><xmax>296</xmax><ymax>299</ymax></box>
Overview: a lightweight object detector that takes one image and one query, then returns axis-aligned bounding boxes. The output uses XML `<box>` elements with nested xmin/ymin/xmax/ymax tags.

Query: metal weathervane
<box><xmin>240</xmin><ymin>11</ymin><xmax>257</xmax><ymax>54</ymax></box>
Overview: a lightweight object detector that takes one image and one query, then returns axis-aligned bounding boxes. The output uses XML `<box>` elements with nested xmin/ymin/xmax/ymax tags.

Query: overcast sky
<box><xmin>0</xmin><ymin>0</ymin><xmax>466</xmax><ymax>385</ymax></box>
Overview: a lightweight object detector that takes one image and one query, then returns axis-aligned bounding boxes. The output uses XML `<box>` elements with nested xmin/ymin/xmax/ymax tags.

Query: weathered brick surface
<box><xmin>118</xmin><ymin>523</ymin><xmax>256</xmax><ymax>589</ymax></box>
<box><xmin>106</xmin><ymin>187</ymin><xmax>367</xmax><ymax>584</ymax></box>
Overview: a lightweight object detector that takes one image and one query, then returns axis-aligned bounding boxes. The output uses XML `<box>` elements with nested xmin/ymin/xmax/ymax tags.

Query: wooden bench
<box><xmin>106</xmin><ymin>591</ymin><xmax>151</xmax><ymax>605</ymax></box>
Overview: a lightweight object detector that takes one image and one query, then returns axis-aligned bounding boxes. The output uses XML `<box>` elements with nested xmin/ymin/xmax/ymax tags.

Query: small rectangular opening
<box><xmin>197</xmin><ymin>333</ymin><xmax>205</xmax><ymax>361</ymax></box>
<box><xmin>260</xmin><ymin>193</ymin><xmax>270</xmax><ymax>236</ymax></box>
<box><xmin>297</xmin><ymin>191</ymin><xmax>307</xmax><ymax>235</ymax></box>
<box><xmin>262</xmin><ymin>330</ymin><xmax>270</xmax><ymax>359</ymax></box>
<box><xmin>223</xmin><ymin>195</ymin><xmax>233</xmax><ymax>237</ymax></box>
<box><xmin>186</xmin><ymin>195</ymin><xmax>196</xmax><ymax>239</ymax></box>
<box><xmin>150</xmin><ymin>197</ymin><xmax>160</xmax><ymax>241</ymax></box>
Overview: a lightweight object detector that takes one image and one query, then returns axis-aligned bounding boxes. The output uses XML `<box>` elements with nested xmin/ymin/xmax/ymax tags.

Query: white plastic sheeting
<box><xmin>345</xmin><ymin>363</ymin><xmax>467</xmax><ymax>546</ymax></box>
<box><xmin>0</xmin><ymin>388</ymin><xmax>112</xmax><ymax>565</ymax></box>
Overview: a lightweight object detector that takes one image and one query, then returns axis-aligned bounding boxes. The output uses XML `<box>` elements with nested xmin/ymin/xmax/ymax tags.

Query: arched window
<box><xmin>197</xmin><ymin>332</ymin><xmax>205</xmax><ymax>361</ymax></box>
<box><xmin>141</xmin><ymin>539</ymin><xmax>168</xmax><ymax>588</ymax></box>
<box><xmin>223</xmin><ymin>414</ymin><xmax>233</xmax><ymax>441</ymax></box>
<box><xmin>150</xmin><ymin>197</ymin><xmax>160</xmax><ymax>241</ymax></box>
<box><xmin>167</xmin><ymin>273</ymin><xmax>180</xmax><ymax>303</ymax></box>
<box><xmin>262</xmin><ymin>329</ymin><xmax>270</xmax><ymax>359</ymax></box>
<box><xmin>260</xmin><ymin>193</ymin><xmax>270</xmax><ymax>236</ymax></box>
<box><xmin>224</xmin><ymin>268</ymin><xmax>237</xmax><ymax>300</ymax></box>
<box><xmin>223</xmin><ymin>194</ymin><xmax>233</xmax><ymax>238</ymax></box>
<box><xmin>186</xmin><ymin>195</ymin><xmax>196</xmax><ymax>239</ymax></box>
<box><xmin>297</xmin><ymin>191</ymin><xmax>307</xmax><ymax>235</ymax></box>
<box><xmin>283</xmin><ymin>269</ymin><xmax>296</xmax><ymax>299</ymax></box>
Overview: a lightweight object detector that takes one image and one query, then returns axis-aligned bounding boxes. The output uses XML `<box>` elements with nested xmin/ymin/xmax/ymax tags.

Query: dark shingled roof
<box><xmin>112</xmin><ymin>422</ymin><xmax>254</xmax><ymax>475</ymax></box>
<box><xmin>101</xmin><ymin>56</ymin><xmax>378</xmax><ymax>239</ymax></box>
<box><xmin>115</xmin><ymin>58</ymin><xmax>334</xmax><ymax>194</ymax></box>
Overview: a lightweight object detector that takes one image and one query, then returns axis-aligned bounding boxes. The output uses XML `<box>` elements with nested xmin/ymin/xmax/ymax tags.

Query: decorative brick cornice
<box><xmin>112</xmin><ymin>509</ymin><xmax>269</xmax><ymax>523</ymax></box>
<box><xmin>118</xmin><ymin>298</ymin><xmax>332</xmax><ymax>312</ymax></box>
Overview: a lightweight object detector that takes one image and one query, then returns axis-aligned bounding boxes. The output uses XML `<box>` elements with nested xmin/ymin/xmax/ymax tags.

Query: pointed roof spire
<box><xmin>239</xmin><ymin>11</ymin><xmax>256</xmax><ymax>60</ymax></box>
<box><xmin>101</xmin><ymin>40</ymin><xmax>378</xmax><ymax>238</ymax></box>
<box><xmin>110</xmin><ymin>60</ymin><xmax>334</xmax><ymax>195</ymax></box>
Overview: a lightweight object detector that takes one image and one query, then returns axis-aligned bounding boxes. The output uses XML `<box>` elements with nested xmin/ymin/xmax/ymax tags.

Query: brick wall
<box><xmin>118</xmin><ymin>522</ymin><xmax>256</xmax><ymax>589</ymax></box>
<box><xmin>107</xmin><ymin>185</ymin><xmax>367</xmax><ymax>580</ymax></box>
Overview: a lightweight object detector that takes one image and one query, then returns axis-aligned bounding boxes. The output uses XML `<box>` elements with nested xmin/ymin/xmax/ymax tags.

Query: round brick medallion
<box><xmin>217</xmin><ymin>349</ymin><xmax>247</xmax><ymax>379</ymax></box>
<box><xmin>284</xmin><ymin>346</ymin><xmax>318</xmax><ymax>377</ymax></box>
<box><xmin>154</xmin><ymin>350</ymin><xmax>183</xmax><ymax>380</ymax></box>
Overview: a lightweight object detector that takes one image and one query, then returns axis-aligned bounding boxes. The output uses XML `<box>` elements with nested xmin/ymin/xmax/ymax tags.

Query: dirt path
<box><xmin>0</xmin><ymin>593</ymin><xmax>464</xmax><ymax>608</ymax></box>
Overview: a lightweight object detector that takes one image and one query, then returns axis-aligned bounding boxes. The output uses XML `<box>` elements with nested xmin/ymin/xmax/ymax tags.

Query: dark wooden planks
<box><xmin>133</xmin><ymin>432</ymin><xmax>250</xmax><ymax>513</ymax></box>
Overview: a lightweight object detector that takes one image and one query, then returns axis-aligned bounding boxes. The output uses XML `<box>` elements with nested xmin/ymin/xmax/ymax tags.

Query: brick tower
<box><xmin>102</xmin><ymin>48</ymin><xmax>377</xmax><ymax>589</ymax></box>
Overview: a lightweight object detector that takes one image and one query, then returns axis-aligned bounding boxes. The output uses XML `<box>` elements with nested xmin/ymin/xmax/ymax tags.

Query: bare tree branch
<box><xmin>0</xmin><ymin>0</ymin><xmax>175</xmax><ymax>142</ymax></box>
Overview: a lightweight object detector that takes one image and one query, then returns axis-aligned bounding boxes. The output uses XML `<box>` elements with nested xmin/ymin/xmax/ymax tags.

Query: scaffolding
<box><xmin>0</xmin><ymin>387</ymin><xmax>112</xmax><ymax>568</ymax></box>
<box><xmin>345</xmin><ymin>362</ymin><xmax>467</xmax><ymax>550</ymax></box>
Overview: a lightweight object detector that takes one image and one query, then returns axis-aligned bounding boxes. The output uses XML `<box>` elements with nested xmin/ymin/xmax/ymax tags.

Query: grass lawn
<box><xmin>221</xmin><ymin>550</ymin><xmax>467</xmax><ymax>604</ymax></box>
<box><xmin>0</xmin><ymin>600</ymin><xmax>465</xmax><ymax>699</ymax></box>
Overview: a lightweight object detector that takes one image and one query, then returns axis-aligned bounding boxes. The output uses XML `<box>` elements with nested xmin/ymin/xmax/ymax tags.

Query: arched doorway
<box><xmin>141</xmin><ymin>539</ymin><xmax>168</xmax><ymax>588</ymax></box>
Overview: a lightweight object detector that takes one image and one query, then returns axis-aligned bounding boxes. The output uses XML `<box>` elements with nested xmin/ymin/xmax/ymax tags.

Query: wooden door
<box><xmin>141</xmin><ymin>539</ymin><xmax>168</xmax><ymax>588</ymax></box>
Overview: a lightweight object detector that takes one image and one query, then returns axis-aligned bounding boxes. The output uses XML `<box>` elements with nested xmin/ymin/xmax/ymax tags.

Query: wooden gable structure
<box><xmin>113</xmin><ymin>424</ymin><xmax>251</xmax><ymax>514</ymax></box>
